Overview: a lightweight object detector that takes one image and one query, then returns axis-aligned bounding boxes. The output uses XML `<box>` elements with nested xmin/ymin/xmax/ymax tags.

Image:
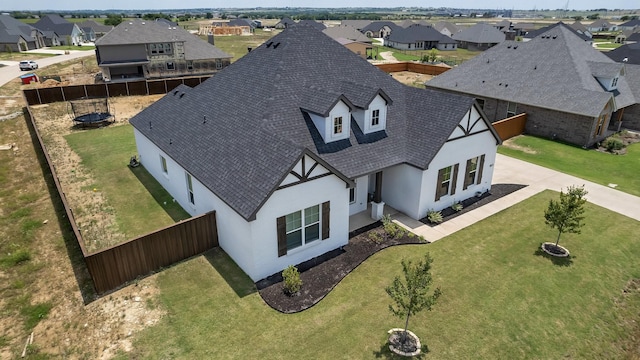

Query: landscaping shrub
<box><xmin>282</xmin><ymin>265</ymin><xmax>302</xmax><ymax>296</ymax></box>
<box><xmin>451</xmin><ymin>202</ymin><xmax>463</xmax><ymax>212</ymax></box>
<box><xmin>603</xmin><ymin>137</ymin><xmax>624</xmax><ymax>152</ymax></box>
<box><xmin>369</xmin><ymin>231</ymin><xmax>383</xmax><ymax>244</ymax></box>
<box><xmin>427</xmin><ymin>210</ymin><xmax>443</xmax><ymax>224</ymax></box>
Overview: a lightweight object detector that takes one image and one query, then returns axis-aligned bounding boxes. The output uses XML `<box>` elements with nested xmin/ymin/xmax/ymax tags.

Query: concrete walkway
<box><xmin>393</xmin><ymin>153</ymin><xmax>640</xmax><ymax>242</ymax></box>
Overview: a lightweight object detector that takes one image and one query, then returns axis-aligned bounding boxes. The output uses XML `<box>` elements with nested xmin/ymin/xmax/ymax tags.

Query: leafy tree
<box><xmin>572</xmin><ymin>16</ymin><xmax>583</xmax><ymax>21</ymax></box>
<box><xmin>587</xmin><ymin>13</ymin><xmax>600</xmax><ymax>20</ymax></box>
<box><xmin>428</xmin><ymin>48</ymin><xmax>438</xmax><ymax>62</ymax></box>
<box><xmin>386</xmin><ymin>253</ymin><xmax>441</xmax><ymax>344</ymax></box>
<box><xmin>544</xmin><ymin>185</ymin><xmax>588</xmax><ymax>247</ymax></box>
<box><xmin>206</xmin><ymin>12</ymin><xmax>213</xmax><ymax>19</ymax></box>
<box><xmin>104</xmin><ymin>14</ymin><xmax>123</xmax><ymax>26</ymax></box>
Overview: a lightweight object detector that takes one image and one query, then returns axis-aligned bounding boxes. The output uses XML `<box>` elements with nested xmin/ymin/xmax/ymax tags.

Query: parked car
<box><xmin>19</xmin><ymin>60</ymin><xmax>38</xmax><ymax>71</ymax></box>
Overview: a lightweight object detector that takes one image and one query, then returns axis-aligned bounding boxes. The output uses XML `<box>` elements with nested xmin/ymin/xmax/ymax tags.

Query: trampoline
<box><xmin>69</xmin><ymin>97</ymin><xmax>115</xmax><ymax>127</ymax></box>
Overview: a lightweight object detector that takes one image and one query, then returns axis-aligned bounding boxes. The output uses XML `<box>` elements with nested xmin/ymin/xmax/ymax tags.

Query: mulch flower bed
<box><xmin>257</xmin><ymin>183</ymin><xmax>527</xmax><ymax>313</ymax></box>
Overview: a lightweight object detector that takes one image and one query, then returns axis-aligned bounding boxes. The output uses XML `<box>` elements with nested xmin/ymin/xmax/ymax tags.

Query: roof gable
<box><xmin>453</xmin><ymin>23</ymin><xmax>505</xmax><ymax>43</ymax></box>
<box><xmin>387</xmin><ymin>24</ymin><xmax>454</xmax><ymax>43</ymax></box>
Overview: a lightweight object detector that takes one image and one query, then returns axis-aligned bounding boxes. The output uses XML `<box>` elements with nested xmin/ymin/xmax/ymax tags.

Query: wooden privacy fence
<box><xmin>375</xmin><ymin>62</ymin><xmax>451</xmax><ymax>76</ymax></box>
<box><xmin>85</xmin><ymin>212</ymin><xmax>218</xmax><ymax>294</ymax></box>
<box><xmin>493</xmin><ymin>113</ymin><xmax>527</xmax><ymax>141</ymax></box>
<box><xmin>23</xmin><ymin>75</ymin><xmax>212</xmax><ymax>106</ymax></box>
<box><xmin>25</xmin><ymin>106</ymin><xmax>219</xmax><ymax>295</ymax></box>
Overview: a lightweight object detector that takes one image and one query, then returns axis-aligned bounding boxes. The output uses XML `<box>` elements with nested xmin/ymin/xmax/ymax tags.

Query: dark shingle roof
<box><xmin>361</xmin><ymin>21</ymin><xmax>400</xmax><ymax>34</ymax></box>
<box><xmin>95</xmin><ymin>19</ymin><xmax>230</xmax><ymax>60</ymax></box>
<box><xmin>432</xmin><ymin>21</ymin><xmax>459</xmax><ymax>34</ymax></box>
<box><xmin>620</xmin><ymin>19</ymin><xmax>640</xmax><ymax>28</ymax></box>
<box><xmin>525</xmin><ymin>22</ymin><xmax>590</xmax><ymax>42</ymax></box>
<box><xmin>0</xmin><ymin>14</ymin><xmax>39</xmax><ymax>44</ymax></box>
<box><xmin>130</xmin><ymin>25</ymin><xmax>482</xmax><ymax>221</ymax></box>
<box><xmin>452</xmin><ymin>23</ymin><xmax>505</xmax><ymax>44</ymax></box>
<box><xmin>77</xmin><ymin>20</ymin><xmax>113</xmax><ymax>34</ymax></box>
<box><xmin>427</xmin><ymin>23</ymin><xmax>636</xmax><ymax>117</ymax></box>
<box><xmin>387</xmin><ymin>25</ymin><xmax>456</xmax><ymax>44</ymax></box>
<box><xmin>323</xmin><ymin>25</ymin><xmax>371</xmax><ymax>43</ymax></box>
<box><xmin>605</xmin><ymin>42</ymin><xmax>640</xmax><ymax>65</ymax></box>
<box><xmin>33</xmin><ymin>14</ymin><xmax>77</xmax><ymax>37</ymax></box>
<box><xmin>298</xmin><ymin>20</ymin><xmax>325</xmax><ymax>31</ymax></box>
<box><xmin>340</xmin><ymin>20</ymin><xmax>372</xmax><ymax>30</ymax></box>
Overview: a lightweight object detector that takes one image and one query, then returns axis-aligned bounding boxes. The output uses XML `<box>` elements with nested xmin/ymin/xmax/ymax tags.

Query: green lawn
<box><xmin>595</xmin><ymin>43</ymin><xmax>623</xmax><ymax>49</ymax></box>
<box><xmin>49</xmin><ymin>45</ymin><xmax>96</xmax><ymax>51</ymax></box>
<box><xmin>202</xmin><ymin>29</ymin><xmax>279</xmax><ymax>62</ymax></box>
<box><xmin>374</xmin><ymin>45</ymin><xmax>480</xmax><ymax>65</ymax></box>
<box><xmin>499</xmin><ymin>135</ymin><xmax>640</xmax><ymax>197</ymax></box>
<box><xmin>124</xmin><ymin>191</ymin><xmax>640</xmax><ymax>359</ymax></box>
<box><xmin>64</xmin><ymin>125</ymin><xmax>190</xmax><ymax>247</ymax></box>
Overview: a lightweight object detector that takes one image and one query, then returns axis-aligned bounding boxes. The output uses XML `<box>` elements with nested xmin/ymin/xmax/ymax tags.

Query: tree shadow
<box><xmin>203</xmin><ymin>248</ymin><xmax>257</xmax><ymax>298</ymax></box>
<box><xmin>23</xmin><ymin>108</ymin><xmax>97</xmax><ymax>304</ymax></box>
<box><xmin>128</xmin><ymin>165</ymin><xmax>191</xmax><ymax>222</ymax></box>
<box><xmin>372</xmin><ymin>339</ymin><xmax>430</xmax><ymax>359</ymax></box>
<box><xmin>533</xmin><ymin>246</ymin><xmax>574</xmax><ymax>267</ymax></box>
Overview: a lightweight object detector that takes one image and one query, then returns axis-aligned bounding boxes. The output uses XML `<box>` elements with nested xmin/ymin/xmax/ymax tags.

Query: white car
<box><xmin>19</xmin><ymin>60</ymin><xmax>38</xmax><ymax>71</ymax></box>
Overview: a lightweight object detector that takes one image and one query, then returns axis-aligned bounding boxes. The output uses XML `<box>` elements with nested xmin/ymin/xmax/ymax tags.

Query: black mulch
<box><xmin>419</xmin><ymin>183</ymin><xmax>527</xmax><ymax>226</ymax></box>
<box><xmin>257</xmin><ymin>183</ymin><xmax>527</xmax><ymax>314</ymax></box>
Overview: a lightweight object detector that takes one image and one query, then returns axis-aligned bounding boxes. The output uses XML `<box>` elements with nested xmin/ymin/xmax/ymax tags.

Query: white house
<box><xmin>129</xmin><ymin>24</ymin><xmax>501</xmax><ymax>282</ymax></box>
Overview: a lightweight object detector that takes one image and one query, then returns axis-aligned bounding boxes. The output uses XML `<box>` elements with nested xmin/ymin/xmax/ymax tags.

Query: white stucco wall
<box><xmin>309</xmin><ymin>100</ymin><xmax>351</xmax><ymax>143</ymax></box>
<box><xmin>249</xmin><ymin>174</ymin><xmax>350</xmax><ymax>281</ymax></box>
<box><xmin>417</xmin><ymin>109</ymin><xmax>497</xmax><ymax>218</ymax></box>
<box><xmin>380</xmin><ymin>164</ymin><xmax>424</xmax><ymax>219</ymax></box>
<box><xmin>349</xmin><ymin>176</ymin><xmax>369</xmax><ymax>215</ymax></box>
<box><xmin>134</xmin><ymin>129</ymin><xmax>350</xmax><ymax>281</ymax></box>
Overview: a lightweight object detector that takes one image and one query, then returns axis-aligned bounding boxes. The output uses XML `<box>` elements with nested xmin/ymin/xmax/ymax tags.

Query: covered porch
<box><xmin>349</xmin><ymin>202</ymin><xmax>399</xmax><ymax>233</ymax></box>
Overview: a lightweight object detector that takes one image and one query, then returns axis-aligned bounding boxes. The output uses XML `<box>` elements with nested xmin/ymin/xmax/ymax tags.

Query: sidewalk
<box><xmin>393</xmin><ymin>153</ymin><xmax>640</xmax><ymax>242</ymax></box>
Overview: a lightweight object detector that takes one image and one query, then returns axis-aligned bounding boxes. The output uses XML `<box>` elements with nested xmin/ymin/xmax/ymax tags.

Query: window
<box><xmin>435</xmin><ymin>164</ymin><xmax>459</xmax><ymax>201</ymax></box>
<box><xmin>277</xmin><ymin>202</ymin><xmax>330</xmax><ymax>257</ymax></box>
<box><xmin>187</xmin><ymin>60</ymin><xmax>193</xmax><ymax>70</ymax></box>
<box><xmin>333</xmin><ymin>116</ymin><xmax>343</xmax><ymax>135</ymax></box>
<box><xmin>185</xmin><ymin>172</ymin><xmax>194</xmax><ymax>205</ymax></box>
<box><xmin>285</xmin><ymin>205</ymin><xmax>319</xmax><ymax>251</ymax></box>
<box><xmin>463</xmin><ymin>155</ymin><xmax>485</xmax><ymax>190</ymax></box>
<box><xmin>612</xmin><ymin>77</ymin><xmax>618</xmax><ymax>87</ymax></box>
<box><xmin>160</xmin><ymin>155</ymin><xmax>168</xmax><ymax>174</ymax></box>
<box><xmin>166</xmin><ymin>62</ymin><xmax>175</xmax><ymax>70</ymax></box>
<box><xmin>594</xmin><ymin>113</ymin><xmax>607</xmax><ymax>137</ymax></box>
<box><xmin>371</xmin><ymin>109</ymin><xmax>380</xmax><ymax>126</ymax></box>
<box><xmin>216</xmin><ymin>59</ymin><xmax>223</xmax><ymax>69</ymax></box>
<box><xmin>476</xmin><ymin>98</ymin><xmax>485</xmax><ymax>111</ymax></box>
<box><xmin>506</xmin><ymin>102</ymin><xmax>517</xmax><ymax>117</ymax></box>
<box><xmin>149</xmin><ymin>43</ymin><xmax>172</xmax><ymax>55</ymax></box>
<box><xmin>349</xmin><ymin>187</ymin><xmax>356</xmax><ymax>204</ymax></box>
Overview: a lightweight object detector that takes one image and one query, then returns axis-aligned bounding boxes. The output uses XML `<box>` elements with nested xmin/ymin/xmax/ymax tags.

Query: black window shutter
<box><xmin>451</xmin><ymin>164</ymin><xmax>459</xmax><ymax>195</ymax></box>
<box><xmin>277</xmin><ymin>216</ymin><xmax>287</xmax><ymax>257</ymax></box>
<box><xmin>463</xmin><ymin>159</ymin><xmax>472</xmax><ymax>190</ymax></box>
<box><xmin>322</xmin><ymin>201</ymin><xmax>330</xmax><ymax>240</ymax></box>
<box><xmin>477</xmin><ymin>155</ymin><xmax>485</xmax><ymax>185</ymax></box>
<box><xmin>435</xmin><ymin>168</ymin><xmax>445</xmax><ymax>201</ymax></box>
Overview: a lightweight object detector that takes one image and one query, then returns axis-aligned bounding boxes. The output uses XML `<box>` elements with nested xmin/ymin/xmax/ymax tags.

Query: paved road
<box><xmin>394</xmin><ymin>153</ymin><xmax>640</xmax><ymax>241</ymax></box>
<box><xmin>0</xmin><ymin>49</ymin><xmax>95</xmax><ymax>88</ymax></box>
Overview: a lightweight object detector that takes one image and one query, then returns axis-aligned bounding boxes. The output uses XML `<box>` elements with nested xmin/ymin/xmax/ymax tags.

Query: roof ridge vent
<box><xmin>552</xmin><ymin>35</ymin><xmax>557</xmax><ymax>39</ymax></box>
<box><xmin>273</xmin><ymin>42</ymin><xmax>281</xmax><ymax>49</ymax></box>
<box><xmin>179</xmin><ymin>93</ymin><xmax>185</xmax><ymax>98</ymax></box>
<box><xmin>266</xmin><ymin>41</ymin><xmax>273</xmax><ymax>48</ymax></box>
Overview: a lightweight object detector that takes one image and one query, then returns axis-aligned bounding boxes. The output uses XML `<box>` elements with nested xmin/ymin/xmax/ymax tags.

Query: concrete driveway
<box><xmin>394</xmin><ymin>153</ymin><xmax>640</xmax><ymax>241</ymax></box>
<box><xmin>0</xmin><ymin>49</ymin><xmax>95</xmax><ymax>88</ymax></box>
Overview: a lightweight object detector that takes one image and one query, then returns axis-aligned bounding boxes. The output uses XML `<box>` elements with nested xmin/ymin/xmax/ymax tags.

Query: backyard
<box><xmin>120</xmin><ymin>191</ymin><xmax>640</xmax><ymax>359</ymax></box>
<box><xmin>499</xmin><ymin>134</ymin><xmax>640</xmax><ymax>197</ymax></box>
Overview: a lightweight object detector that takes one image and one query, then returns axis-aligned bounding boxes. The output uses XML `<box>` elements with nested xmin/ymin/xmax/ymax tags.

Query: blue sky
<box><xmin>1</xmin><ymin>0</ymin><xmax>636</xmax><ymax>11</ymax></box>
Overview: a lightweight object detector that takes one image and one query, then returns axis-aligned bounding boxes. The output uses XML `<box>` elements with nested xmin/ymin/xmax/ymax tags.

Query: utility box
<box><xmin>20</xmin><ymin>73</ymin><xmax>38</xmax><ymax>84</ymax></box>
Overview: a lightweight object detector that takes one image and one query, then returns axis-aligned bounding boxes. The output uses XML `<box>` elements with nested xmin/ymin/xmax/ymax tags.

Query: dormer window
<box><xmin>333</xmin><ymin>116</ymin><xmax>343</xmax><ymax>135</ymax></box>
<box><xmin>612</xmin><ymin>77</ymin><xmax>618</xmax><ymax>87</ymax></box>
<box><xmin>371</xmin><ymin>109</ymin><xmax>380</xmax><ymax>126</ymax></box>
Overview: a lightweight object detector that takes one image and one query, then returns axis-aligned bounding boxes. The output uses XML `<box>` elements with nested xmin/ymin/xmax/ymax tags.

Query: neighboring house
<box><xmin>427</xmin><ymin>23</ymin><xmax>638</xmax><ymax>148</ymax></box>
<box><xmin>0</xmin><ymin>14</ymin><xmax>45</xmax><ymax>52</ymax></box>
<box><xmin>384</xmin><ymin>24</ymin><xmax>457</xmax><ymax>51</ymax></box>
<box><xmin>128</xmin><ymin>25</ymin><xmax>500</xmax><ymax>282</ymax></box>
<box><xmin>620</xmin><ymin>64</ymin><xmax>640</xmax><ymax>129</ymax></box>
<box><xmin>616</xmin><ymin>31</ymin><xmax>630</xmax><ymax>44</ymax></box>
<box><xmin>298</xmin><ymin>20</ymin><xmax>326</xmax><ymax>31</ymax></box>
<box><xmin>399</xmin><ymin>19</ymin><xmax>415</xmax><ymax>28</ymax></box>
<box><xmin>33</xmin><ymin>14</ymin><xmax>84</xmax><ymax>45</ymax></box>
<box><xmin>335</xmin><ymin>37</ymin><xmax>373</xmax><ymax>59</ymax></box>
<box><xmin>323</xmin><ymin>25</ymin><xmax>372</xmax><ymax>44</ymax></box>
<box><xmin>340</xmin><ymin>20</ymin><xmax>372</xmax><ymax>31</ymax></box>
<box><xmin>569</xmin><ymin>21</ymin><xmax>592</xmax><ymax>38</ymax></box>
<box><xmin>81</xmin><ymin>26</ymin><xmax>96</xmax><ymax>42</ymax></box>
<box><xmin>619</xmin><ymin>19</ymin><xmax>640</xmax><ymax>31</ymax></box>
<box><xmin>588</xmin><ymin>19</ymin><xmax>615</xmax><ymax>32</ymax></box>
<box><xmin>361</xmin><ymin>21</ymin><xmax>400</xmax><ymax>38</ymax></box>
<box><xmin>432</xmin><ymin>21</ymin><xmax>460</xmax><ymax>38</ymax></box>
<box><xmin>512</xmin><ymin>22</ymin><xmax>535</xmax><ymax>37</ymax></box>
<box><xmin>78</xmin><ymin>20</ymin><xmax>113</xmax><ymax>40</ymax></box>
<box><xmin>40</xmin><ymin>31</ymin><xmax>60</xmax><ymax>47</ymax></box>
<box><xmin>628</xmin><ymin>32</ymin><xmax>640</xmax><ymax>43</ymax></box>
<box><xmin>494</xmin><ymin>19</ymin><xmax>511</xmax><ymax>31</ymax></box>
<box><xmin>228</xmin><ymin>18</ymin><xmax>258</xmax><ymax>31</ymax></box>
<box><xmin>94</xmin><ymin>19</ymin><xmax>232</xmax><ymax>82</ymax></box>
<box><xmin>605</xmin><ymin>42</ymin><xmax>640</xmax><ymax>64</ymax></box>
<box><xmin>275</xmin><ymin>17</ymin><xmax>295</xmax><ymax>29</ymax></box>
<box><xmin>524</xmin><ymin>22</ymin><xmax>592</xmax><ymax>44</ymax></box>
<box><xmin>155</xmin><ymin>18</ymin><xmax>178</xmax><ymax>27</ymax></box>
<box><xmin>452</xmin><ymin>23</ymin><xmax>505</xmax><ymax>51</ymax></box>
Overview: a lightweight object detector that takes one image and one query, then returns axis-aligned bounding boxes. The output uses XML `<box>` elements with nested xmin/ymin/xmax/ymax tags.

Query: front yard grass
<box><xmin>64</xmin><ymin>124</ymin><xmax>190</xmax><ymax>245</ymax></box>
<box><xmin>499</xmin><ymin>135</ymin><xmax>640</xmax><ymax>196</ymax></box>
<box><xmin>124</xmin><ymin>191</ymin><xmax>640</xmax><ymax>359</ymax></box>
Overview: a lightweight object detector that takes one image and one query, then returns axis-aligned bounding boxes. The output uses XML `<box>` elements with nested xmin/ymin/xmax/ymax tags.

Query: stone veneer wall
<box><xmin>622</xmin><ymin>104</ymin><xmax>640</xmax><ymax>131</ymax></box>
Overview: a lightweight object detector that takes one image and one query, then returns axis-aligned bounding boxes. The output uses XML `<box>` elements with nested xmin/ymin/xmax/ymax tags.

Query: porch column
<box><xmin>371</xmin><ymin>171</ymin><xmax>384</xmax><ymax>220</ymax></box>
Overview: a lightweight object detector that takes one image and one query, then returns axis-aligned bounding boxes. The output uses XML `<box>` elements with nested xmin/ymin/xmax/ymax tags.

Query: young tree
<box><xmin>386</xmin><ymin>253</ymin><xmax>441</xmax><ymax>344</ymax></box>
<box><xmin>428</xmin><ymin>48</ymin><xmax>438</xmax><ymax>62</ymax></box>
<box><xmin>544</xmin><ymin>185</ymin><xmax>588</xmax><ymax>247</ymax></box>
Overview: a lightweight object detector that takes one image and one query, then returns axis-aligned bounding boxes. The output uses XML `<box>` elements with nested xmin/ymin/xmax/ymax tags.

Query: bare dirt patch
<box><xmin>390</xmin><ymin>71</ymin><xmax>433</xmax><ymax>88</ymax></box>
<box><xmin>30</xmin><ymin>95</ymin><xmax>162</xmax><ymax>253</ymax></box>
<box><xmin>501</xmin><ymin>136</ymin><xmax>538</xmax><ymax>154</ymax></box>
